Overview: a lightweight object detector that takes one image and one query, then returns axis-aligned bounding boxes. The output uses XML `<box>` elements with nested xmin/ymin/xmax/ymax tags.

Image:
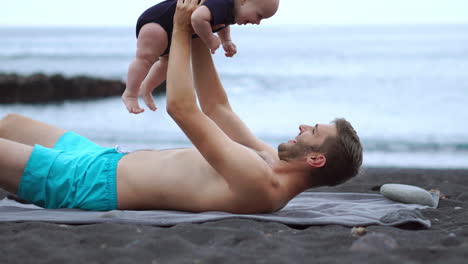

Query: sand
<box><xmin>1</xmin><ymin>167</ymin><xmax>467</xmax><ymax>263</ymax></box>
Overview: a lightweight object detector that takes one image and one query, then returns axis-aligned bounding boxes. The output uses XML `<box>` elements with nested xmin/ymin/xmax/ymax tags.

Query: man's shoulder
<box><xmin>234</xmin><ymin>180</ymin><xmax>290</xmax><ymax>213</ymax></box>
<box><xmin>233</xmin><ymin>167</ymin><xmax>284</xmax><ymax>206</ymax></box>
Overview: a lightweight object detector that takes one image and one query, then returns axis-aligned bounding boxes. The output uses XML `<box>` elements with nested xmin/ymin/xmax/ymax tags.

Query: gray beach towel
<box><xmin>0</xmin><ymin>192</ymin><xmax>439</xmax><ymax>228</ymax></box>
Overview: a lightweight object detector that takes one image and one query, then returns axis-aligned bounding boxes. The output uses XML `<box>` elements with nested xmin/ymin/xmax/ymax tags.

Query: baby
<box><xmin>123</xmin><ymin>0</ymin><xmax>280</xmax><ymax>114</ymax></box>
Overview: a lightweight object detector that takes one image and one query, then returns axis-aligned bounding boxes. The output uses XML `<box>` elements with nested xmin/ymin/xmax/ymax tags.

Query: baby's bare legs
<box><xmin>139</xmin><ymin>55</ymin><xmax>168</xmax><ymax>111</ymax></box>
<box><xmin>123</xmin><ymin>23</ymin><xmax>168</xmax><ymax>114</ymax></box>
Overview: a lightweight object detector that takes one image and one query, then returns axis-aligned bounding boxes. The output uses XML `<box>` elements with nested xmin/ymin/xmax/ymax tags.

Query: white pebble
<box><xmin>380</xmin><ymin>184</ymin><xmax>434</xmax><ymax>206</ymax></box>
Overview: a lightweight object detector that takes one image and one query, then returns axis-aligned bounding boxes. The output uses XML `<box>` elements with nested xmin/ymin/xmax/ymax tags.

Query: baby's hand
<box><xmin>208</xmin><ymin>35</ymin><xmax>221</xmax><ymax>54</ymax></box>
<box><xmin>222</xmin><ymin>40</ymin><xmax>237</xmax><ymax>57</ymax></box>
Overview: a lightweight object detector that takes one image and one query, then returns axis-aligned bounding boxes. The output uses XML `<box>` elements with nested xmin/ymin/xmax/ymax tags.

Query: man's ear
<box><xmin>306</xmin><ymin>153</ymin><xmax>326</xmax><ymax>168</ymax></box>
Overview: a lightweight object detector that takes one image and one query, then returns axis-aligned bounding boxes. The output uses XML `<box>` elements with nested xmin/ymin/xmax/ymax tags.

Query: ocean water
<box><xmin>1</xmin><ymin>25</ymin><xmax>467</xmax><ymax>168</ymax></box>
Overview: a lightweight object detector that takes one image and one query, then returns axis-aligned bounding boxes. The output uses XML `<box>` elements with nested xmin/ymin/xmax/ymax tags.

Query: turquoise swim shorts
<box><xmin>17</xmin><ymin>131</ymin><xmax>126</xmax><ymax>211</ymax></box>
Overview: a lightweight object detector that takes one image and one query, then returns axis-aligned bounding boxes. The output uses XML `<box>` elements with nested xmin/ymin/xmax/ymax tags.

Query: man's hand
<box><xmin>174</xmin><ymin>0</ymin><xmax>204</xmax><ymax>32</ymax></box>
<box><xmin>222</xmin><ymin>40</ymin><xmax>237</xmax><ymax>57</ymax></box>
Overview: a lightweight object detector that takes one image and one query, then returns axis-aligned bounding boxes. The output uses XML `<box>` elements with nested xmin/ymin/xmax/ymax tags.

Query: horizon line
<box><xmin>1</xmin><ymin>22</ymin><xmax>468</xmax><ymax>28</ymax></box>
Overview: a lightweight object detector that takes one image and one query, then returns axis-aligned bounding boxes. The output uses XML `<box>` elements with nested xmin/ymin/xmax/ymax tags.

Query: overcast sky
<box><xmin>1</xmin><ymin>0</ymin><xmax>467</xmax><ymax>26</ymax></box>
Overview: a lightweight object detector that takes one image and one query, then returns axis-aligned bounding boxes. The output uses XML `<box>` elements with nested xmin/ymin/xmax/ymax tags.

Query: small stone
<box><xmin>351</xmin><ymin>227</ymin><xmax>367</xmax><ymax>237</ymax></box>
<box><xmin>454</xmin><ymin>207</ymin><xmax>462</xmax><ymax>210</ymax></box>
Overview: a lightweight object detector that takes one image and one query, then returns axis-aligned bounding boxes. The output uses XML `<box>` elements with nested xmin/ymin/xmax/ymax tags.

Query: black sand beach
<box><xmin>1</xmin><ymin>167</ymin><xmax>467</xmax><ymax>263</ymax></box>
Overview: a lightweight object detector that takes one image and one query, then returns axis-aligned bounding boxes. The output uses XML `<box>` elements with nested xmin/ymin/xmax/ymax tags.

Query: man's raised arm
<box><xmin>165</xmin><ymin>0</ymin><xmax>274</xmax><ymax>197</ymax></box>
<box><xmin>190</xmin><ymin>39</ymin><xmax>276</xmax><ymax>155</ymax></box>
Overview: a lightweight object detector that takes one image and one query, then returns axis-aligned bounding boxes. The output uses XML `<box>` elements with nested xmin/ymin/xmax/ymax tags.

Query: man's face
<box><xmin>278</xmin><ymin>123</ymin><xmax>338</xmax><ymax>161</ymax></box>
<box><xmin>235</xmin><ymin>0</ymin><xmax>279</xmax><ymax>25</ymax></box>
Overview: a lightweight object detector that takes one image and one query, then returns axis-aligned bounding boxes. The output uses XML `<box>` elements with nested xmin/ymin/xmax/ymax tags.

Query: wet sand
<box><xmin>1</xmin><ymin>167</ymin><xmax>467</xmax><ymax>263</ymax></box>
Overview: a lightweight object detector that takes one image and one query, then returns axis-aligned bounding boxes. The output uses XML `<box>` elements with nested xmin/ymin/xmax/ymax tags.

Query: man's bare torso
<box><xmin>116</xmin><ymin>147</ymin><xmax>284</xmax><ymax>213</ymax></box>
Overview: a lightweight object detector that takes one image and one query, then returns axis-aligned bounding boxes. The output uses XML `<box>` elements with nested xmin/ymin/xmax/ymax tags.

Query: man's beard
<box><xmin>278</xmin><ymin>141</ymin><xmax>312</xmax><ymax>161</ymax></box>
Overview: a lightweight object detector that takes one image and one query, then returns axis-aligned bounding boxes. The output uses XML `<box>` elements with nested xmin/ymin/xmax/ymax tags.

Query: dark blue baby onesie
<box><xmin>136</xmin><ymin>0</ymin><xmax>235</xmax><ymax>55</ymax></box>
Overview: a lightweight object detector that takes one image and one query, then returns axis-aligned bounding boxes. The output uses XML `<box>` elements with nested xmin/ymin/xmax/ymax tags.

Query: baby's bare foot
<box><xmin>141</xmin><ymin>92</ymin><xmax>157</xmax><ymax>111</ymax></box>
<box><xmin>122</xmin><ymin>92</ymin><xmax>144</xmax><ymax>114</ymax></box>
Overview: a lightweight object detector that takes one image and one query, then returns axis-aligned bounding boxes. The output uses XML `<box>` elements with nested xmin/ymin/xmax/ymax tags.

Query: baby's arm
<box><xmin>217</xmin><ymin>26</ymin><xmax>237</xmax><ymax>57</ymax></box>
<box><xmin>191</xmin><ymin>6</ymin><xmax>220</xmax><ymax>54</ymax></box>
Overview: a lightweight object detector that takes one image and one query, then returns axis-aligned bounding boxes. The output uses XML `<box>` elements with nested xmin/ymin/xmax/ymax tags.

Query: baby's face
<box><xmin>235</xmin><ymin>0</ymin><xmax>279</xmax><ymax>25</ymax></box>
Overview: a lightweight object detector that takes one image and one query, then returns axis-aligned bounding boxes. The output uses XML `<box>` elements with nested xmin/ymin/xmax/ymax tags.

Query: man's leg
<box><xmin>0</xmin><ymin>138</ymin><xmax>33</xmax><ymax>193</ymax></box>
<box><xmin>0</xmin><ymin>113</ymin><xmax>66</xmax><ymax>148</ymax></box>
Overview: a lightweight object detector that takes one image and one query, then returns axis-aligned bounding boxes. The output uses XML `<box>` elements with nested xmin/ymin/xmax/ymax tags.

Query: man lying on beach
<box><xmin>0</xmin><ymin>0</ymin><xmax>362</xmax><ymax>214</ymax></box>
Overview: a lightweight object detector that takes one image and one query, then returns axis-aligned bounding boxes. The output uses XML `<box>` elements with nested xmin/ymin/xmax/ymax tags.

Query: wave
<box><xmin>91</xmin><ymin>131</ymin><xmax>468</xmax><ymax>154</ymax></box>
<box><xmin>363</xmin><ymin>140</ymin><xmax>468</xmax><ymax>153</ymax></box>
